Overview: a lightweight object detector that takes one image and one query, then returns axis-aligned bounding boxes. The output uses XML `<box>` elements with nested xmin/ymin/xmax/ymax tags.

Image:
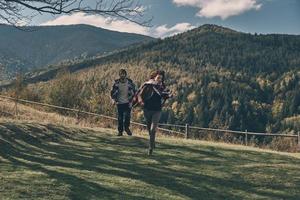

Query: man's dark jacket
<box><xmin>110</xmin><ymin>78</ymin><xmax>136</xmax><ymax>103</ymax></box>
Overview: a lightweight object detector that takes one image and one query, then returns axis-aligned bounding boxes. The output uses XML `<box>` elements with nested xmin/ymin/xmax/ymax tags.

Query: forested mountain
<box><xmin>3</xmin><ymin>24</ymin><xmax>300</xmax><ymax>134</ymax></box>
<box><xmin>0</xmin><ymin>24</ymin><xmax>153</xmax><ymax>79</ymax></box>
<box><xmin>106</xmin><ymin>24</ymin><xmax>300</xmax><ymax>73</ymax></box>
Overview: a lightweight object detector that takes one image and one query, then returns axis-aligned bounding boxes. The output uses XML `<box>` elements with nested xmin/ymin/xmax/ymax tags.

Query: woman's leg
<box><xmin>143</xmin><ymin>109</ymin><xmax>152</xmax><ymax>133</ymax></box>
<box><xmin>149</xmin><ymin>111</ymin><xmax>161</xmax><ymax>151</ymax></box>
<box><xmin>144</xmin><ymin>109</ymin><xmax>155</xmax><ymax>154</ymax></box>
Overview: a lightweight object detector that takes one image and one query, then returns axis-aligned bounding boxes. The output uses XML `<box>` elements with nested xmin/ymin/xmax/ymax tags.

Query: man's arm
<box><xmin>133</xmin><ymin>82</ymin><xmax>137</xmax><ymax>94</ymax></box>
<box><xmin>110</xmin><ymin>81</ymin><xmax>118</xmax><ymax>103</ymax></box>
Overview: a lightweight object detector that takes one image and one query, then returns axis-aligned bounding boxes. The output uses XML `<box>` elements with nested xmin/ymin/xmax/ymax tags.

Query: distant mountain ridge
<box><xmin>0</xmin><ymin>24</ymin><xmax>153</xmax><ymax>79</ymax></box>
<box><xmin>2</xmin><ymin>24</ymin><xmax>300</xmax><ymax>88</ymax></box>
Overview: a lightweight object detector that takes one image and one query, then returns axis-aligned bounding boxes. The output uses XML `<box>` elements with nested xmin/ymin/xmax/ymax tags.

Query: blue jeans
<box><xmin>117</xmin><ymin>103</ymin><xmax>131</xmax><ymax>133</ymax></box>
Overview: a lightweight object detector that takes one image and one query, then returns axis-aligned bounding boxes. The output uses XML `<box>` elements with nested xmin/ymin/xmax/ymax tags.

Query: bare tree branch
<box><xmin>0</xmin><ymin>0</ymin><xmax>151</xmax><ymax>27</ymax></box>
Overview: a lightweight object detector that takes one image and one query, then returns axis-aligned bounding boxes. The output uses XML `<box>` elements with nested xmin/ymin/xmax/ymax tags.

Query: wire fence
<box><xmin>0</xmin><ymin>94</ymin><xmax>299</xmax><ymax>148</ymax></box>
<box><xmin>0</xmin><ymin>94</ymin><xmax>184</xmax><ymax>136</ymax></box>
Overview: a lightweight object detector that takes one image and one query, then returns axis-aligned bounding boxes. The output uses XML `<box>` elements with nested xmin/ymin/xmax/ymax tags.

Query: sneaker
<box><xmin>148</xmin><ymin>149</ymin><xmax>153</xmax><ymax>156</ymax></box>
<box><xmin>125</xmin><ymin>129</ymin><xmax>132</xmax><ymax>136</ymax></box>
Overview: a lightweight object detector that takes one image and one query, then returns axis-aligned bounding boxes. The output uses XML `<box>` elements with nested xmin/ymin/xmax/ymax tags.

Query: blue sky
<box><xmin>32</xmin><ymin>0</ymin><xmax>300</xmax><ymax>37</ymax></box>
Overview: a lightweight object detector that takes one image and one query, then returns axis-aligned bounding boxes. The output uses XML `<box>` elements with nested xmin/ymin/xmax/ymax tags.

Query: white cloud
<box><xmin>41</xmin><ymin>12</ymin><xmax>149</xmax><ymax>35</ymax></box>
<box><xmin>173</xmin><ymin>0</ymin><xmax>262</xmax><ymax>19</ymax></box>
<box><xmin>41</xmin><ymin>12</ymin><xmax>195</xmax><ymax>38</ymax></box>
<box><xmin>152</xmin><ymin>23</ymin><xmax>196</xmax><ymax>38</ymax></box>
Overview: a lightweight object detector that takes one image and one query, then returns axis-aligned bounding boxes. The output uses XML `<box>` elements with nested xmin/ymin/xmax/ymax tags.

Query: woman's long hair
<box><xmin>150</xmin><ymin>70</ymin><xmax>166</xmax><ymax>88</ymax></box>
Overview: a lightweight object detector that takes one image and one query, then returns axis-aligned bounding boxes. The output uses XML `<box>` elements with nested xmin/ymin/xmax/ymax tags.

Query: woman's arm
<box><xmin>132</xmin><ymin>83</ymin><xmax>146</xmax><ymax>107</ymax></box>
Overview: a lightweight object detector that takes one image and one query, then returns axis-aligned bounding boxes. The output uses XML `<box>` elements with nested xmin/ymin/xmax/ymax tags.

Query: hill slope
<box><xmin>1</xmin><ymin>24</ymin><xmax>299</xmax><ymax>134</ymax></box>
<box><xmin>3</xmin><ymin>24</ymin><xmax>300</xmax><ymax>86</ymax></box>
<box><xmin>0</xmin><ymin>120</ymin><xmax>300</xmax><ymax>200</ymax></box>
<box><xmin>9</xmin><ymin>24</ymin><xmax>300</xmax><ymax>85</ymax></box>
<box><xmin>0</xmin><ymin>24</ymin><xmax>153</xmax><ymax>79</ymax></box>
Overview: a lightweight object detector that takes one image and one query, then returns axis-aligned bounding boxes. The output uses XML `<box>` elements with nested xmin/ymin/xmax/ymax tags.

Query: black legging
<box><xmin>144</xmin><ymin>109</ymin><xmax>161</xmax><ymax>150</ymax></box>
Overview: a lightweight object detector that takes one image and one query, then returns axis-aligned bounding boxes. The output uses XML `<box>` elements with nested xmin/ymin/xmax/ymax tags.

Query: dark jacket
<box><xmin>110</xmin><ymin>78</ymin><xmax>136</xmax><ymax>103</ymax></box>
<box><xmin>133</xmin><ymin>79</ymin><xmax>172</xmax><ymax>108</ymax></box>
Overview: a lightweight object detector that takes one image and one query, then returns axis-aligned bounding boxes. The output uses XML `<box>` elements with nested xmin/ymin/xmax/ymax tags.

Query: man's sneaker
<box><xmin>148</xmin><ymin>149</ymin><xmax>153</xmax><ymax>156</ymax></box>
<box><xmin>117</xmin><ymin>132</ymin><xmax>123</xmax><ymax>136</ymax></box>
<box><xmin>125</xmin><ymin>129</ymin><xmax>132</xmax><ymax>136</ymax></box>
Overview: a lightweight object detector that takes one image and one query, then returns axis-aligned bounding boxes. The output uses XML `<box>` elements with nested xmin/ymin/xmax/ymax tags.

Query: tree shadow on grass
<box><xmin>1</xmin><ymin>122</ymin><xmax>300</xmax><ymax>200</ymax></box>
<box><xmin>0</xmin><ymin>123</ymin><xmax>154</xmax><ymax>200</ymax></box>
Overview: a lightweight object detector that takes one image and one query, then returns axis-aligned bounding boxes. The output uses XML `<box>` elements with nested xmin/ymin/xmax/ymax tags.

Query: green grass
<box><xmin>1</xmin><ymin>121</ymin><xmax>300</xmax><ymax>200</ymax></box>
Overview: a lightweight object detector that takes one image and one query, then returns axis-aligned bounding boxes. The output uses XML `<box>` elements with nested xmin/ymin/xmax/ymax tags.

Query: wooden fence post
<box><xmin>185</xmin><ymin>124</ymin><xmax>189</xmax><ymax>139</ymax></box>
<box><xmin>76</xmin><ymin>110</ymin><xmax>81</xmax><ymax>124</ymax></box>
<box><xmin>14</xmin><ymin>96</ymin><xmax>18</xmax><ymax>117</ymax></box>
<box><xmin>245</xmin><ymin>129</ymin><xmax>248</xmax><ymax>146</ymax></box>
<box><xmin>297</xmin><ymin>131</ymin><xmax>300</xmax><ymax>148</ymax></box>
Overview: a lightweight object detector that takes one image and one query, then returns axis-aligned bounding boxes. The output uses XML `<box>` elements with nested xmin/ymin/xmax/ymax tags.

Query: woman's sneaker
<box><xmin>148</xmin><ymin>149</ymin><xmax>153</xmax><ymax>156</ymax></box>
<box><xmin>117</xmin><ymin>132</ymin><xmax>123</xmax><ymax>136</ymax></box>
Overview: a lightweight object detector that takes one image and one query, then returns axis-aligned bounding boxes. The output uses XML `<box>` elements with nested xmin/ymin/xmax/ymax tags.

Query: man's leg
<box><xmin>117</xmin><ymin>104</ymin><xmax>125</xmax><ymax>135</ymax></box>
<box><xmin>124</xmin><ymin>103</ymin><xmax>132</xmax><ymax>135</ymax></box>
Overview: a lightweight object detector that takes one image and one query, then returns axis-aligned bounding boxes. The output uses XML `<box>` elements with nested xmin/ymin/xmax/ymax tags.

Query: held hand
<box><xmin>139</xmin><ymin>101</ymin><xmax>144</xmax><ymax>107</ymax></box>
<box><xmin>166</xmin><ymin>89</ymin><xmax>174</xmax><ymax>98</ymax></box>
<box><xmin>169</xmin><ymin>91</ymin><xmax>174</xmax><ymax>98</ymax></box>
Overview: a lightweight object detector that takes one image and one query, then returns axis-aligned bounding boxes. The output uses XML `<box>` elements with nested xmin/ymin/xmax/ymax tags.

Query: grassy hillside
<box><xmin>1</xmin><ymin>120</ymin><xmax>300</xmax><ymax>200</ymax></box>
